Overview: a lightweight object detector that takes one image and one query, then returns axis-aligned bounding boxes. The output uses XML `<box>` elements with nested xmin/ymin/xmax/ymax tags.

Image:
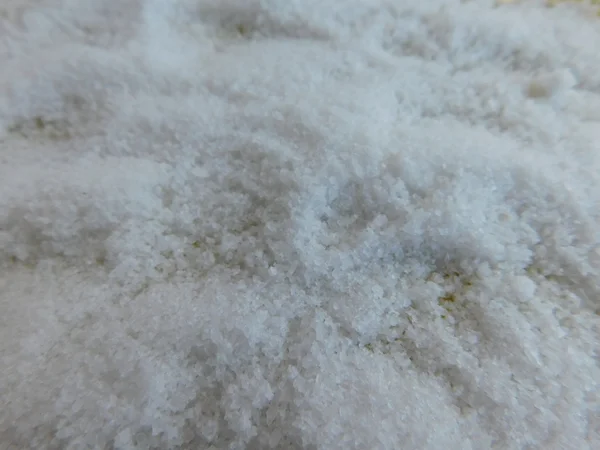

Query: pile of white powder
<box><xmin>1</xmin><ymin>0</ymin><xmax>599</xmax><ymax>449</ymax></box>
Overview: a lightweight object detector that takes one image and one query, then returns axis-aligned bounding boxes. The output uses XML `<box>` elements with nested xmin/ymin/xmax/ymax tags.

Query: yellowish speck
<box><xmin>439</xmin><ymin>293</ymin><xmax>456</xmax><ymax>303</ymax></box>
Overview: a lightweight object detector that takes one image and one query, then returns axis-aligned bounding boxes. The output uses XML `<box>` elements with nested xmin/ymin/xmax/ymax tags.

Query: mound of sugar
<box><xmin>1</xmin><ymin>0</ymin><xmax>599</xmax><ymax>449</ymax></box>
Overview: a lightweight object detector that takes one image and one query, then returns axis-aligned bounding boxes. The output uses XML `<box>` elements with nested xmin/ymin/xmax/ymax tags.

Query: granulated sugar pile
<box><xmin>1</xmin><ymin>0</ymin><xmax>599</xmax><ymax>448</ymax></box>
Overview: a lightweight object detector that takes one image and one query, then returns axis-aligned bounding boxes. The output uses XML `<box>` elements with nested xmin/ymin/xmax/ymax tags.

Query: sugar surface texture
<box><xmin>1</xmin><ymin>1</ymin><xmax>599</xmax><ymax>449</ymax></box>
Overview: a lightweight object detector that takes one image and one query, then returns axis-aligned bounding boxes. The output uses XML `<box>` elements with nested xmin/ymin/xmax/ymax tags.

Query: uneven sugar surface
<box><xmin>1</xmin><ymin>1</ymin><xmax>599</xmax><ymax>449</ymax></box>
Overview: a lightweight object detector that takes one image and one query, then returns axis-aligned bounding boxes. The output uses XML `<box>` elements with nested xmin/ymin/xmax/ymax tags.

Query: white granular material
<box><xmin>1</xmin><ymin>1</ymin><xmax>599</xmax><ymax>449</ymax></box>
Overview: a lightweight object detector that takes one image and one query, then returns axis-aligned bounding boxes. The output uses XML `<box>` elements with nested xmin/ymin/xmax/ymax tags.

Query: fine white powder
<box><xmin>1</xmin><ymin>1</ymin><xmax>599</xmax><ymax>449</ymax></box>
